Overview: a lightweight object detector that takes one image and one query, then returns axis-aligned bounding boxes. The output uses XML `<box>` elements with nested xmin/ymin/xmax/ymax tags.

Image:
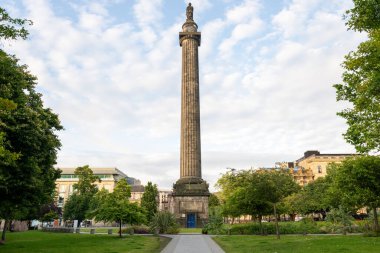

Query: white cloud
<box><xmin>218</xmin><ymin>0</ymin><xmax>264</xmax><ymax>58</ymax></box>
<box><xmin>3</xmin><ymin>0</ymin><xmax>365</xmax><ymax>191</ymax></box>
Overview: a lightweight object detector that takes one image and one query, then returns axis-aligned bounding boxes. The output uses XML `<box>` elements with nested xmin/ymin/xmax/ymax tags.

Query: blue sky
<box><xmin>3</xmin><ymin>0</ymin><xmax>366</xmax><ymax>191</ymax></box>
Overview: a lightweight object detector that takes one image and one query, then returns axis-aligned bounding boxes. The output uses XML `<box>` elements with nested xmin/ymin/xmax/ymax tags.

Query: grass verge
<box><xmin>1</xmin><ymin>231</ymin><xmax>170</xmax><ymax>253</ymax></box>
<box><xmin>179</xmin><ymin>228</ymin><xmax>202</xmax><ymax>233</ymax></box>
<box><xmin>213</xmin><ymin>235</ymin><xmax>380</xmax><ymax>253</ymax></box>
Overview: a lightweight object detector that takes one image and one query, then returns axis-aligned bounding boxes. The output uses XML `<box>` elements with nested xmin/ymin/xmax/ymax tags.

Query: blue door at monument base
<box><xmin>187</xmin><ymin>213</ymin><xmax>196</xmax><ymax>228</ymax></box>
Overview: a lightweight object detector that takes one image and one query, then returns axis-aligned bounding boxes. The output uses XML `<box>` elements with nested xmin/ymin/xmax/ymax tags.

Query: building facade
<box><xmin>277</xmin><ymin>150</ymin><xmax>355</xmax><ymax>186</ymax></box>
<box><xmin>56</xmin><ymin>167</ymin><xmax>139</xmax><ymax>208</ymax></box>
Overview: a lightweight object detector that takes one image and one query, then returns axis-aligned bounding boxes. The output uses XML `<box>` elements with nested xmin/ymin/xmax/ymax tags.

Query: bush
<box><xmin>203</xmin><ymin>207</ymin><xmax>225</xmax><ymax>235</ymax></box>
<box><xmin>41</xmin><ymin>227</ymin><xmax>74</xmax><ymax>233</ymax></box>
<box><xmin>150</xmin><ymin>211</ymin><xmax>179</xmax><ymax>234</ymax></box>
<box><xmin>131</xmin><ymin>225</ymin><xmax>150</xmax><ymax>234</ymax></box>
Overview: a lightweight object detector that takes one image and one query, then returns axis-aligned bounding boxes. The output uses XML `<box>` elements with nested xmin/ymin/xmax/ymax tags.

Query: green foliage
<box><xmin>203</xmin><ymin>206</ymin><xmax>225</xmax><ymax>234</ymax></box>
<box><xmin>41</xmin><ymin>211</ymin><xmax>59</xmax><ymax>222</ymax></box>
<box><xmin>0</xmin><ymin>7</ymin><xmax>32</xmax><ymax>41</ymax></box>
<box><xmin>326</xmin><ymin>206</ymin><xmax>354</xmax><ymax>235</ymax></box>
<box><xmin>149</xmin><ymin>211</ymin><xmax>179</xmax><ymax>234</ymax></box>
<box><xmin>87</xmin><ymin>179</ymin><xmax>146</xmax><ymax>237</ymax></box>
<box><xmin>63</xmin><ymin>166</ymin><xmax>100</xmax><ymax>225</ymax></box>
<box><xmin>73</xmin><ymin>165</ymin><xmax>100</xmax><ymax>196</ymax></box>
<box><xmin>209</xmin><ymin>193</ymin><xmax>220</xmax><ymax>207</ymax></box>
<box><xmin>140</xmin><ymin>182</ymin><xmax>158</xmax><ymax>223</ymax></box>
<box><xmin>344</xmin><ymin>0</ymin><xmax>380</xmax><ymax>32</ymax></box>
<box><xmin>335</xmin><ymin>1</ymin><xmax>380</xmax><ymax>153</ymax></box>
<box><xmin>282</xmin><ymin>177</ymin><xmax>330</xmax><ymax>217</ymax></box>
<box><xmin>0</xmin><ymin>49</ymin><xmax>62</xmax><ymax>241</ymax></box>
<box><xmin>329</xmin><ymin>156</ymin><xmax>380</xmax><ymax>232</ymax></box>
<box><xmin>63</xmin><ymin>194</ymin><xmax>91</xmax><ymax>224</ymax></box>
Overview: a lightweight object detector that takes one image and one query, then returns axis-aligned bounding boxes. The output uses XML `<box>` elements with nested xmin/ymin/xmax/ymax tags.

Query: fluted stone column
<box><xmin>170</xmin><ymin>3</ymin><xmax>209</xmax><ymax>228</ymax></box>
<box><xmin>172</xmin><ymin>3</ymin><xmax>209</xmax><ymax>196</ymax></box>
<box><xmin>179</xmin><ymin>18</ymin><xmax>202</xmax><ymax>181</ymax></box>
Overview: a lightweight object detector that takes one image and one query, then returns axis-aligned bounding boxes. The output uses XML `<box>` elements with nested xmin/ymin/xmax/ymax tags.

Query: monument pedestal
<box><xmin>170</xmin><ymin>179</ymin><xmax>209</xmax><ymax>228</ymax></box>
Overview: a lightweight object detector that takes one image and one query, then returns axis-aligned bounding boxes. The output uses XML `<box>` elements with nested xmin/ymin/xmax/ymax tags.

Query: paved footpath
<box><xmin>161</xmin><ymin>234</ymin><xmax>225</xmax><ymax>253</ymax></box>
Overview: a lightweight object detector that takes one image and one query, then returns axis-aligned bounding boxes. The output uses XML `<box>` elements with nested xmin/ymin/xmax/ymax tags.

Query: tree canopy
<box><xmin>87</xmin><ymin>178</ymin><xmax>146</xmax><ymax>237</ymax></box>
<box><xmin>0</xmin><ymin>48</ymin><xmax>62</xmax><ymax>242</ymax></box>
<box><xmin>328</xmin><ymin>156</ymin><xmax>380</xmax><ymax>232</ymax></box>
<box><xmin>334</xmin><ymin>0</ymin><xmax>380</xmax><ymax>153</ymax></box>
<box><xmin>63</xmin><ymin>166</ymin><xmax>100</xmax><ymax>225</ymax></box>
<box><xmin>140</xmin><ymin>182</ymin><xmax>158</xmax><ymax>223</ymax></box>
<box><xmin>0</xmin><ymin>7</ymin><xmax>32</xmax><ymax>41</ymax></box>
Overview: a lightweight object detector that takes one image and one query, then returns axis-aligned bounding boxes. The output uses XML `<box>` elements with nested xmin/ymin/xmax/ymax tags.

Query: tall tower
<box><xmin>170</xmin><ymin>3</ymin><xmax>209</xmax><ymax>228</ymax></box>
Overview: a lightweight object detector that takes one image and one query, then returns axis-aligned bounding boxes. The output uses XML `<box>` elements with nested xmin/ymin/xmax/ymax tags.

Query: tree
<box><xmin>88</xmin><ymin>178</ymin><xmax>146</xmax><ymax>237</ymax></box>
<box><xmin>209</xmin><ymin>193</ymin><xmax>220</xmax><ymax>207</ymax></box>
<box><xmin>256</xmin><ymin>170</ymin><xmax>300</xmax><ymax>239</ymax></box>
<box><xmin>329</xmin><ymin>156</ymin><xmax>380</xmax><ymax>233</ymax></box>
<box><xmin>140</xmin><ymin>182</ymin><xmax>158</xmax><ymax>223</ymax></box>
<box><xmin>334</xmin><ymin>0</ymin><xmax>380</xmax><ymax>153</ymax></box>
<box><xmin>344</xmin><ymin>0</ymin><xmax>380</xmax><ymax>32</ymax></box>
<box><xmin>63</xmin><ymin>166</ymin><xmax>100</xmax><ymax>225</ymax></box>
<box><xmin>0</xmin><ymin>49</ymin><xmax>62</xmax><ymax>242</ymax></box>
<box><xmin>0</xmin><ymin>7</ymin><xmax>32</xmax><ymax>41</ymax></box>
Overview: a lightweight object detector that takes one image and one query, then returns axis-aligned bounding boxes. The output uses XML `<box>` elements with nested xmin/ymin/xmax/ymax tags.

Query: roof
<box><xmin>58</xmin><ymin>167</ymin><xmax>127</xmax><ymax>177</ymax></box>
<box><xmin>296</xmin><ymin>153</ymin><xmax>356</xmax><ymax>163</ymax></box>
<box><xmin>131</xmin><ymin>185</ymin><xmax>145</xmax><ymax>192</ymax></box>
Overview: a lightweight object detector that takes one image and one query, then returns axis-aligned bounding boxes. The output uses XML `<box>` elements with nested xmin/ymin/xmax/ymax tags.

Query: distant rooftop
<box><xmin>296</xmin><ymin>150</ymin><xmax>356</xmax><ymax>163</ymax></box>
<box><xmin>58</xmin><ymin>167</ymin><xmax>127</xmax><ymax>178</ymax></box>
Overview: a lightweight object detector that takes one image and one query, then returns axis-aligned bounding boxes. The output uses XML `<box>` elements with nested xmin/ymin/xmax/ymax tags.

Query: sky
<box><xmin>2</xmin><ymin>0</ymin><xmax>366</xmax><ymax>191</ymax></box>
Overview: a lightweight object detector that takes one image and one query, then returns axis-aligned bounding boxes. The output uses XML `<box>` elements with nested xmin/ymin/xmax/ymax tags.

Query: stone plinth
<box><xmin>169</xmin><ymin>195</ymin><xmax>209</xmax><ymax>228</ymax></box>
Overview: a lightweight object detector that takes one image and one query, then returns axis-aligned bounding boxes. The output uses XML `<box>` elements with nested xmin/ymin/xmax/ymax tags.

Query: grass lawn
<box><xmin>213</xmin><ymin>235</ymin><xmax>380</xmax><ymax>253</ymax></box>
<box><xmin>80</xmin><ymin>227</ymin><xmax>120</xmax><ymax>233</ymax></box>
<box><xmin>179</xmin><ymin>228</ymin><xmax>202</xmax><ymax>233</ymax></box>
<box><xmin>1</xmin><ymin>231</ymin><xmax>170</xmax><ymax>253</ymax></box>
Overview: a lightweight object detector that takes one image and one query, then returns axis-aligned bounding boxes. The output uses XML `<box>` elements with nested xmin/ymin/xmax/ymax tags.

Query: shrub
<box><xmin>203</xmin><ymin>207</ymin><xmax>225</xmax><ymax>235</ymax></box>
<box><xmin>131</xmin><ymin>225</ymin><xmax>150</xmax><ymax>234</ymax></box>
<box><xmin>150</xmin><ymin>211</ymin><xmax>179</xmax><ymax>234</ymax></box>
<box><xmin>41</xmin><ymin>227</ymin><xmax>74</xmax><ymax>233</ymax></box>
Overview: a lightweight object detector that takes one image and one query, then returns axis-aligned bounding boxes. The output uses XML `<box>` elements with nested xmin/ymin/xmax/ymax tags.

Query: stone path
<box><xmin>161</xmin><ymin>234</ymin><xmax>225</xmax><ymax>253</ymax></box>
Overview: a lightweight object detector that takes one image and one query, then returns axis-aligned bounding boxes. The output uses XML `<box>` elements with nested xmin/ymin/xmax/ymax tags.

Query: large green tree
<box><xmin>87</xmin><ymin>178</ymin><xmax>146</xmax><ymax>237</ymax></box>
<box><xmin>140</xmin><ymin>182</ymin><xmax>158</xmax><ymax>223</ymax></box>
<box><xmin>334</xmin><ymin>0</ymin><xmax>380</xmax><ymax>153</ymax></box>
<box><xmin>329</xmin><ymin>156</ymin><xmax>380</xmax><ymax>233</ymax></box>
<box><xmin>0</xmin><ymin>8</ymin><xmax>62</xmax><ymax>242</ymax></box>
<box><xmin>63</xmin><ymin>166</ymin><xmax>100</xmax><ymax>225</ymax></box>
<box><xmin>256</xmin><ymin>170</ymin><xmax>300</xmax><ymax>239</ymax></box>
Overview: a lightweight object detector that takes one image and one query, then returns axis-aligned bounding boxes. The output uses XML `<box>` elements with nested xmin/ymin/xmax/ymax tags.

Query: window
<box><xmin>317</xmin><ymin>165</ymin><xmax>322</xmax><ymax>173</ymax></box>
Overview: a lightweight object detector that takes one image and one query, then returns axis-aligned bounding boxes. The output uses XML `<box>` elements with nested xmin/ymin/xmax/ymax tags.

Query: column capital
<box><xmin>179</xmin><ymin>32</ymin><xmax>201</xmax><ymax>46</ymax></box>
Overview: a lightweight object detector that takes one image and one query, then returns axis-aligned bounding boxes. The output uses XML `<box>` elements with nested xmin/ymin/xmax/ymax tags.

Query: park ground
<box><xmin>213</xmin><ymin>234</ymin><xmax>380</xmax><ymax>253</ymax></box>
<box><xmin>1</xmin><ymin>230</ymin><xmax>380</xmax><ymax>253</ymax></box>
<box><xmin>0</xmin><ymin>231</ymin><xmax>169</xmax><ymax>253</ymax></box>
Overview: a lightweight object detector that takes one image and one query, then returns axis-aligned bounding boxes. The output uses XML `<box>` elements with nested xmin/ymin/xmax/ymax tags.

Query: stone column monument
<box><xmin>169</xmin><ymin>3</ymin><xmax>210</xmax><ymax>228</ymax></box>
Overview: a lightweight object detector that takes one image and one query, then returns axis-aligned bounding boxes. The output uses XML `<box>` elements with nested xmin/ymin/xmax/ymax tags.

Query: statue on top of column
<box><xmin>186</xmin><ymin>3</ymin><xmax>193</xmax><ymax>21</ymax></box>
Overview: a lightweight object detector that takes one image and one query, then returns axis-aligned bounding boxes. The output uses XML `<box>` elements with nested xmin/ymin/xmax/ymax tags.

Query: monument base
<box><xmin>169</xmin><ymin>178</ymin><xmax>210</xmax><ymax>228</ymax></box>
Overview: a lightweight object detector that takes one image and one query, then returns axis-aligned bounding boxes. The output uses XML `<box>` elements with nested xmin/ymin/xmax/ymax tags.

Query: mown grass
<box><xmin>213</xmin><ymin>235</ymin><xmax>380</xmax><ymax>253</ymax></box>
<box><xmin>80</xmin><ymin>227</ymin><xmax>120</xmax><ymax>233</ymax></box>
<box><xmin>179</xmin><ymin>228</ymin><xmax>202</xmax><ymax>233</ymax></box>
<box><xmin>1</xmin><ymin>231</ymin><xmax>170</xmax><ymax>253</ymax></box>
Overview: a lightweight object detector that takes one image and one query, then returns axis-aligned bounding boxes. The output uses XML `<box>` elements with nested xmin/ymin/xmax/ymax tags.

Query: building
<box><xmin>56</xmin><ymin>167</ymin><xmax>139</xmax><ymax>208</ymax></box>
<box><xmin>277</xmin><ymin>150</ymin><xmax>356</xmax><ymax>186</ymax></box>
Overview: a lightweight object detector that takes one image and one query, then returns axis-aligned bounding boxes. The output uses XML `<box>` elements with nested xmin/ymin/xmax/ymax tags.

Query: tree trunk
<box><xmin>258</xmin><ymin>215</ymin><xmax>263</xmax><ymax>235</ymax></box>
<box><xmin>1</xmin><ymin>220</ymin><xmax>9</xmax><ymax>242</ymax></box>
<box><xmin>373</xmin><ymin>207</ymin><xmax>379</xmax><ymax>233</ymax></box>
<box><xmin>119</xmin><ymin>220</ymin><xmax>122</xmax><ymax>238</ymax></box>
<box><xmin>274</xmin><ymin>204</ymin><xmax>280</xmax><ymax>239</ymax></box>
